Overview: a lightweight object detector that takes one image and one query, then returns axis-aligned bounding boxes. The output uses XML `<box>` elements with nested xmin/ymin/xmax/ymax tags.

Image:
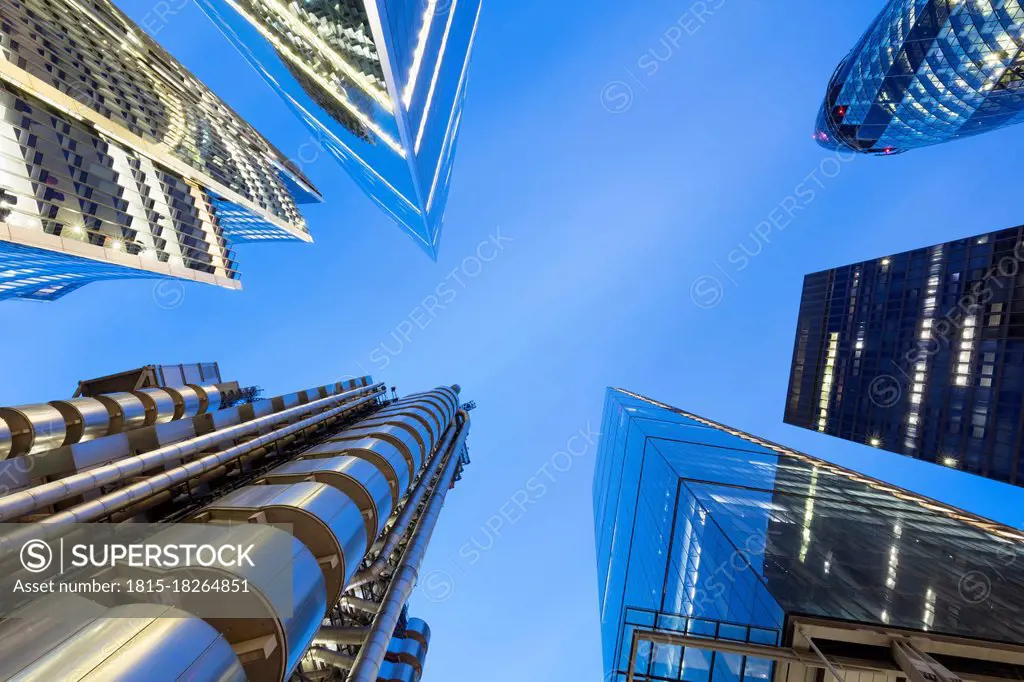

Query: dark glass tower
<box><xmin>786</xmin><ymin>225</ymin><xmax>1024</xmax><ymax>484</ymax></box>
<box><xmin>594</xmin><ymin>388</ymin><xmax>1024</xmax><ymax>682</ymax></box>
<box><xmin>815</xmin><ymin>0</ymin><xmax>1024</xmax><ymax>155</ymax></box>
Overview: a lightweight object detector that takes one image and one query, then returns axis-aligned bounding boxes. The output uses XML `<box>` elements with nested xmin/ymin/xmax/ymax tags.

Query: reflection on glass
<box><xmin>594</xmin><ymin>388</ymin><xmax>1024</xmax><ymax>682</ymax></box>
<box><xmin>815</xmin><ymin>0</ymin><xmax>1024</xmax><ymax>155</ymax></box>
<box><xmin>196</xmin><ymin>0</ymin><xmax>483</xmax><ymax>258</ymax></box>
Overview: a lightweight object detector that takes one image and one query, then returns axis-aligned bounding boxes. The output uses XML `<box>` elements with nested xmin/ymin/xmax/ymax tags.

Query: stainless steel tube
<box><xmin>0</xmin><ymin>383</ymin><xmax>383</xmax><ymax>522</ymax></box>
<box><xmin>347</xmin><ymin>411</ymin><xmax>469</xmax><ymax>682</ymax></box>
<box><xmin>345</xmin><ymin>423</ymin><xmax>459</xmax><ymax>590</ymax></box>
<box><xmin>307</xmin><ymin>647</ymin><xmax>355</xmax><ymax>670</ymax></box>
<box><xmin>36</xmin><ymin>392</ymin><xmax>382</xmax><ymax>527</ymax></box>
<box><xmin>313</xmin><ymin>627</ymin><xmax>370</xmax><ymax>646</ymax></box>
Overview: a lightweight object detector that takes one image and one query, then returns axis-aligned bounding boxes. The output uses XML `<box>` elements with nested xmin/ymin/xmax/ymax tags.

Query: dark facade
<box><xmin>786</xmin><ymin>225</ymin><xmax>1024</xmax><ymax>484</ymax></box>
<box><xmin>594</xmin><ymin>388</ymin><xmax>1024</xmax><ymax>682</ymax></box>
<box><xmin>815</xmin><ymin>0</ymin><xmax>1024</xmax><ymax>155</ymax></box>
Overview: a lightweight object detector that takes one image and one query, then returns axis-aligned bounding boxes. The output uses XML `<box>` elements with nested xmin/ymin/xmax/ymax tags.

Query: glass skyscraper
<box><xmin>0</xmin><ymin>365</ymin><xmax>472</xmax><ymax>681</ymax></box>
<box><xmin>595</xmin><ymin>388</ymin><xmax>1024</xmax><ymax>682</ymax></box>
<box><xmin>814</xmin><ymin>0</ymin><xmax>1024</xmax><ymax>155</ymax></box>
<box><xmin>786</xmin><ymin>225</ymin><xmax>1024</xmax><ymax>484</ymax></box>
<box><xmin>0</xmin><ymin>0</ymin><xmax>322</xmax><ymax>301</ymax></box>
<box><xmin>195</xmin><ymin>0</ymin><xmax>482</xmax><ymax>259</ymax></box>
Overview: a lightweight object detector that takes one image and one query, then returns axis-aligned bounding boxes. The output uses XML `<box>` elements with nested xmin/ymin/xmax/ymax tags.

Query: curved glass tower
<box><xmin>815</xmin><ymin>0</ymin><xmax>1024</xmax><ymax>155</ymax></box>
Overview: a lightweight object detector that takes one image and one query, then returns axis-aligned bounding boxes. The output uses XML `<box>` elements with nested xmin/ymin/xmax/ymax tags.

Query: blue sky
<box><xmin>4</xmin><ymin>1</ymin><xmax>1024</xmax><ymax>680</ymax></box>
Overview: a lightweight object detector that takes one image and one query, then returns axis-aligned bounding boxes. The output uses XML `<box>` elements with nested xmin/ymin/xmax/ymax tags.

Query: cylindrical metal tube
<box><xmin>132</xmin><ymin>387</ymin><xmax>178</xmax><ymax>425</ymax></box>
<box><xmin>0</xmin><ymin>383</ymin><xmax>383</xmax><ymax>523</ymax></box>
<box><xmin>94</xmin><ymin>392</ymin><xmax>147</xmax><ymax>433</ymax></box>
<box><xmin>168</xmin><ymin>385</ymin><xmax>203</xmax><ymax>419</ymax></box>
<box><xmin>30</xmin><ymin>392</ymin><xmax>381</xmax><ymax>528</ymax></box>
<box><xmin>48</xmin><ymin>397</ymin><xmax>113</xmax><ymax>444</ymax></box>
<box><xmin>314</xmin><ymin>627</ymin><xmax>369</xmax><ymax>646</ymax></box>
<box><xmin>307</xmin><ymin>647</ymin><xmax>355</xmax><ymax>670</ymax></box>
<box><xmin>0</xmin><ymin>404</ymin><xmax>67</xmax><ymax>455</ymax></box>
<box><xmin>192</xmin><ymin>384</ymin><xmax>223</xmax><ymax>413</ymax></box>
<box><xmin>347</xmin><ymin>412</ymin><xmax>470</xmax><ymax>682</ymax></box>
<box><xmin>0</xmin><ymin>415</ymin><xmax>12</xmax><ymax>460</ymax></box>
<box><xmin>346</xmin><ymin>423</ymin><xmax>458</xmax><ymax>589</ymax></box>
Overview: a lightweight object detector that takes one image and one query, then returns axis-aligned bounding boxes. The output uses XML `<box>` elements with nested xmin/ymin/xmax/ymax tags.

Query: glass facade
<box><xmin>195</xmin><ymin>0</ymin><xmax>482</xmax><ymax>259</ymax></box>
<box><xmin>786</xmin><ymin>225</ymin><xmax>1024</xmax><ymax>484</ymax></box>
<box><xmin>595</xmin><ymin>388</ymin><xmax>1024</xmax><ymax>682</ymax></box>
<box><xmin>814</xmin><ymin>0</ymin><xmax>1024</xmax><ymax>155</ymax></box>
<box><xmin>0</xmin><ymin>0</ymin><xmax>321</xmax><ymax>301</ymax></box>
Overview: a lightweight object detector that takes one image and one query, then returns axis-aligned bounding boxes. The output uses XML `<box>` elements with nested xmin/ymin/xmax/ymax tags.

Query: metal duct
<box><xmin>132</xmin><ymin>387</ymin><xmax>178</xmax><ymax>425</ymax></box>
<box><xmin>301</xmin><ymin>438</ymin><xmax>411</xmax><ymax>505</ymax></box>
<box><xmin>314</xmin><ymin>626</ymin><xmax>369</xmax><ymax>646</ymax></box>
<box><xmin>0</xmin><ymin>390</ymin><xmax>383</xmax><ymax>538</ymax></box>
<box><xmin>307</xmin><ymin>647</ymin><xmax>354</xmax><ymax>670</ymax></box>
<box><xmin>261</xmin><ymin>456</ymin><xmax>394</xmax><ymax>542</ymax></box>
<box><xmin>347</xmin><ymin>414</ymin><xmax>431</xmax><ymax>457</ymax></box>
<box><xmin>0</xmin><ymin>383</ymin><xmax>382</xmax><ymax>524</ymax></box>
<box><xmin>347</xmin><ymin>424</ymin><xmax>457</xmax><ymax>590</ymax></box>
<box><xmin>374</xmin><ymin>402</ymin><xmax>441</xmax><ymax>444</ymax></box>
<box><xmin>192</xmin><ymin>383</ymin><xmax>223</xmax><ymax>413</ymax></box>
<box><xmin>167</xmin><ymin>385</ymin><xmax>203</xmax><ymax>419</ymax></box>
<box><xmin>324</xmin><ymin>423</ymin><xmax>426</xmax><ymax>481</ymax></box>
<box><xmin>196</xmin><ymin>482</ymin><xmax>368</xmax><ymax>604</ymax></box>
<box><xmin>0</xmin><ymin>415</ymin><xmax>12</xmax><ymax>460</ymax></box>
<box><xmin>347</xmin><ymin>411</ymin><xmax>470</xmax><ymax>682</ymax></box>
<box><xmin>48</xmin><ymin>397</ymin><xmax>112</xmax><ymax>445</ymax></box>
<box><xmin>149</xmin><ymin>523</ymin><xmax>327</xmax><ymax>682</ymax></box>
<box><xmin>93</xmin><ymin>392</ymin><xmax>148</xmax><ymax>433</ymax></box>
<box><xmin>0</xmin><ymin>404</ymin><xmax>67</xmax><ymax>456</ymax></box>
<box><xmin>0</xmin><ymin>600</ymin><xmax>246</xmax><ymax>681</ymax></box>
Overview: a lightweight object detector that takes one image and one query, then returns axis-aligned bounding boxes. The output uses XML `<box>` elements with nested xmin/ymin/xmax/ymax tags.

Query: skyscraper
<box><xmin>0</xmin><ymin>0</ymin><xmax>322</xmax><ymax>302</ymax></box>
<box><xmin>785</xmin><ymin>225</ymin><xmax>1024</xmax><ymax>484</ymax></box>
<box><xmin>814</xmin><ymin>0</ymin><xmax>1024</xmax><ymax>155</ymax></box>
<box><xmin>0</xmin><ymin>364</ymin><xmax>472</xmax><ymax>682</ymax></box>
<box><xmin>594</xmin><ymin>388</ymin><xmax>1024</xmax><ymax>682</ymax></box>
<box><xmin>194</xmin><ymin>0</ymin><xmax>482</xmax><ymax>259</ymax></box>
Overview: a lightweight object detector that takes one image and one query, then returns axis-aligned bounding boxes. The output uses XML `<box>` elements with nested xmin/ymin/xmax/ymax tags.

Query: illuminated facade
<box><xmin>595</xmin><ymin>388</ymin><xmax>1024</xmax><ymax>682</ymax></box>
<box><xmin>786</xmin><ymin>225</ymin><xmax>1024</xmax><ymax>484</ymax></box>
<box><xmin>815</xmin><ymin>0</ymin><xmax>1024</xmax><ymax>155</ymax></box>
<box><xmin>195</xmin><ymin>0</ymin><xmax>482</xmax><ymax>258</ymax></box>
<box><xmin>0</xmin><ymin>0</ymin><xmax>321</xmax><ymax>301</ymax></box>
<box><xmin>0</xmin><ymin>367</ymin><xmax>472</xmax><ymax>682</ymax></box>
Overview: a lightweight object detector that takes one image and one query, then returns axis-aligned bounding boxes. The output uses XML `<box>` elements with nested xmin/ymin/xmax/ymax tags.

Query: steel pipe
<box><xmin>338</xmin><ymin>596</ymin><xmax>379</xmax><ymax>613</ymax></box>
<box><xmin>346</xmin><ymin>423</ymin><xmax>458</xmax><ymax>590</ymax></box>
<box><xmin>307</xmin><ymin>647</ymin><xmax>355</xmax><ymax>670</ymax></box>
<box><xmin>0</xmin><ymin>404</ymin><xmax>67</xmax><ymax>456</ymax></box>
<box><xmin>0</xmin><ymin>415</ymin><xmax>11</xmax><ymax>460</ymax></box>
<box><xmin>93</xmin><ymin>392</ymin><xmax>147</xmax><ymax>433</ymax></box>
<box><xmin>133</xmin><ymin>387</ymin><xmax>178</xmax><ymax>425</ymax></box>
<box><xmin>0</xmin><ymin>383</ymin><xmax>383</xmax><ymax>523</ymax></box>
<box><xmin>347</xmin><ymin>411</ymin><xmax>470</xmax><ymax>682</ymax></box>
<box><xmin>26</xmin><ymin>392</ymin><xmax>382</xmax><ymax>530</ymax></box>
<box><xmin>48</xmin><ymin>397</ymin><xmax>113</xmax><ymax>445</ymax></box>
<box><xmin>314</xmin><ymin>626</ymin><xmax>369</xmax><ymax>646</ymax></box>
